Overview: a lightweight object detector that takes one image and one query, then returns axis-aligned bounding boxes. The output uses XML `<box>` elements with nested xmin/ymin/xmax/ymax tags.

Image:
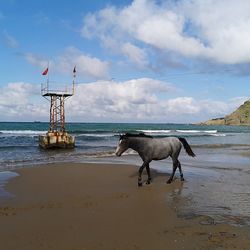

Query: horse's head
<box><xmin>115</xmin><ymin>134</ymin><xmax>129</xmax><ymax>157</ymax></box>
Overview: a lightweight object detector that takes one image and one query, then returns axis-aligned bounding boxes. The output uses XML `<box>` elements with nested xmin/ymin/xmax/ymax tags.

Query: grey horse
<box><xmin>115</xmin><ymin>133</ymin><xmax>195</xmax><ymax>186</ymax></box>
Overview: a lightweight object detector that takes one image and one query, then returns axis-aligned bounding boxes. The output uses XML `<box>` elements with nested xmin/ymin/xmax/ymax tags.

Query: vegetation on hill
<box><xmin>199</xmin><ymin>100</ymin><xmax>250</xmax><ymax>125</ymax></box>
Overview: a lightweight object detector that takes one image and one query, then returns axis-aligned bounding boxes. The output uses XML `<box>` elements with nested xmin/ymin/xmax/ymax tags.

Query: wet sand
<box><xmin>0</xmin><ymin>163</ymin><xmax>249</xmax><ymax>250</ymax></box>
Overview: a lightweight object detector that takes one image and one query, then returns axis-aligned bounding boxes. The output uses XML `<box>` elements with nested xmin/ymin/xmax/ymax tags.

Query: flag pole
<box><xmin>47</xmin><ymin>61</ymin><xmax>50</xmax><ymax>92</ymax></box>
<box><xmin>73</xmin><ymin>66</ymin><xmax>76</xmax><ymax>95</ymax></box>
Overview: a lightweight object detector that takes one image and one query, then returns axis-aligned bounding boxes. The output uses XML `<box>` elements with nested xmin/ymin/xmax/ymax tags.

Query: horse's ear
<box><xmin>119</xmin><ymin>133</ymin><xmax>126</xmax><ymax>140</ymax></box>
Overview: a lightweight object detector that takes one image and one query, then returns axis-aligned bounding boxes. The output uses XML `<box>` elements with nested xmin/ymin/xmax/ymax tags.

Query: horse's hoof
<box><xmin>138</xmin><ymin>182</ymin><xmax>143</xmax><ymax>187</ymax></box>
<box><xmin>146</xmin><ymin>180</ymin><xmax>151</xmax><ymax>185</ymax></box>
<box><xmin>181</xmin><ymin>178</ymin><xmax>185</xmax><ymax>182</ymax></box>
<box><xmin>166</xmin><ymin>179</ymin><xmax>172</xmax><ymax>184</ymax></box>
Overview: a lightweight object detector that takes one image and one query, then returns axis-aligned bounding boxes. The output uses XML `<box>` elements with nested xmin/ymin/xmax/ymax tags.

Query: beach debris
<box><xmin>199</xmin><ymin>216</ymin><xmax>216</xmax><ymax>225</ymax></box>
<box><xmin>0</xmin><ymin>206</ymin><xmax>16</xmax><ymax>216</ymax></box>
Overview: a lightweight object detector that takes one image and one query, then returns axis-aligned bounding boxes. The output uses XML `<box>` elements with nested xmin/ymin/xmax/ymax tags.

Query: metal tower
<box><xmin>39</xmin><ymin>67</ymin><xmax>75</xmax><ymax>149</ymax></box>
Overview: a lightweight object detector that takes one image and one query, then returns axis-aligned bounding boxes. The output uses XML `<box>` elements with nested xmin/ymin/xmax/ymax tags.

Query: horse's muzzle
<box><xmin>115</xmin><ymin>149</ymin><xmax>122</xmax><ymax>156</ymax></box>
<box><xmin>115</xmin><ymin>152</ymin><xmax>121</xmax><ymax>157</ymax></box>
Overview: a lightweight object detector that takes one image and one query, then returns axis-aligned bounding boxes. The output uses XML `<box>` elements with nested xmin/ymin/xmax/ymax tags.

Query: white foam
<box><xmin>176</xmin><ymin>130</ymin><xmax>218</xmax><ymax>134</ymax></box>
<box><xmin>0</xmin><ymin>130</ymin><xmax>46</xmax><ymax>135</ymax></box>
<box><xmin>137</xmin><ymin>130</ymin><xmax>171</xmax><ymax>134</ymax></box>
<box><xmin>204</xmin><ymin>130</ymin><xmax>218</xmax><ymax>134</ymax></box>
<box><xmin>210</xmin><ymin>134</ymin><xmax>226</xmax><ymax>137</ymax></box>
<box><xmin>79</xmin><ymin>133</ymin><xmax>114</xmax><ymax>137</ymax></box>
<box><xmin>176</xmin><ymin>130</ymin><xmax>201</xmax><ymax>133</ymax></box>
<box><xmin>0</xmin><ymin>171</ymin><xmax>19</xmax><ymax>182</ymax></box>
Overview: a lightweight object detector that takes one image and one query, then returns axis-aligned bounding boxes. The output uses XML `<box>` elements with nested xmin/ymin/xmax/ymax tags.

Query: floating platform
<box><xmin>39</xmin><ymin>132</ymin><xmax>75</xmax><ymax>149</ymax></box>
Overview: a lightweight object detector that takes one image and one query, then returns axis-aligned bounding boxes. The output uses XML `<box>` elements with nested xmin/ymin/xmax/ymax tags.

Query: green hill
<box><xmin>200</xmin><ymin>100</ymin><xmax>250</xmax><ymax>125</ymax></box>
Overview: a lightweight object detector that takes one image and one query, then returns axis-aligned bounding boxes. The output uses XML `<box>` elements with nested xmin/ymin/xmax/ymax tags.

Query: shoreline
<box><xmin>1</xmin><ymin>151</ymin><xmax>250</xmax><ymax>224</ymax></box>
<box><xmin>0</xmin><ymin>162</ymin><xmax>249</xmax><ymax>250</ymax></box>
<box><xmin>1</xmin><ymin>142</ymin><xmax>250</xmax><ymax>173</ymax></box>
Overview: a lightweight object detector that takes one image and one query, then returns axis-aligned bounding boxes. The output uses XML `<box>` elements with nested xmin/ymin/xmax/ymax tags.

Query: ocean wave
<box><xmin>176</xmin><ymin>130</ymin><xmax>217</xmax><ymax>134</ymax></box>
<box><xmin>77</xmin><ymin>133</ymin><xmax>115</xmax><ymax>138</ymax></box>
<box><xmin>204</xmin><ymin>130</ymin><xmax>218</xmax><ymax>134</ymax></box>
<box><xmin>69</xmin><ymin>129</ymin><xmax>117</xmax><ymax>134</ymax></box>
<box><xmin>76</xmin><ymin>134</ymin><xmax>116</xmax><ymax>142</ymax></box>
<box><xmin>0</xmin><ymin>130</ymin><xmax>46</xmax><ymax>136</ymax></box>
<box><xmin>210</xmin><ymin>134</ymin><xmax>226</xmax><ymax>137</ymax></box>
<box><xmin>83</xmin><ymin>151</ymin><xmax>116</xmax><ymax>158</ymax></box>
<box><xmin>0</xmin><ymin>145</ymin><xmax>35</xmax><ymax>150</ymax></box>
<box><xmin>136</xmin><ymin>129</ymin><xmax>222</xmax><ymax>137</ymax></box>
<box><xmin>176</xmin><ymin>130</ymin><xmax>200</xmax><ymax>133</ymax></box>
<box><xmin>193</xmin><ymin>143</ymin><xmax>250</xmax><ymax>149</ymax></box>
<box><xmin>82</xmin><ymin>148</ymin><xmax>137</xmax><ymax>158</ymax></box>
<box><xmin>136</xmin><ymin>130</ymin><xmax>171</xmax><ymax>134</ymax></box>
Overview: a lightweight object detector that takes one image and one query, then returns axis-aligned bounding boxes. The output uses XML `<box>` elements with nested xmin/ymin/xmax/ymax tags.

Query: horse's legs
<box><xmin>167</xmin><ymin>146</ymin><xmax>182</xmax><ymax>184</ymax></box>
<box><xmin>167</xmin><ymin>159</ymin><xmax>178</xmax><ymax>184</ymax></box>
<box><xmin>138</xmin><ymin>163</ymin><xmax>146</xmax><ymax>187</ymax></box>
<box><xmin>145</xmin><ymin>163</ymin><xmax>152</xmax><ymax>185</ymax></box>
<box><xmin>177</xmin><ymin>160</ymin><xmax>185</xmax><ymax>181</ymax></box>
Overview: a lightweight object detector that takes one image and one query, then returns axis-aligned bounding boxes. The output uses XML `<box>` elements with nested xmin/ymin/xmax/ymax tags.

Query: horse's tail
<box><xmin>178</xmin><ymin>137</ymin><xmax>196</xmax><ymax>157</ymax></box>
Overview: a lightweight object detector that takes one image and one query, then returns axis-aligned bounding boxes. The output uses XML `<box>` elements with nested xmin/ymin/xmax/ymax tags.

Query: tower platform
<box><xmin>39</xmin><ymin>131</ymin><xmax>75</xmax><ymax>149</ymax></box>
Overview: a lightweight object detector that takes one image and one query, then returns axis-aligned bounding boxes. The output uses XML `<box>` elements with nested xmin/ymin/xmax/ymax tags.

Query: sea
<box><xmin>0</xmin><ymin>122</ymin><xmax>250</xmax><ymax>225</ymax></box>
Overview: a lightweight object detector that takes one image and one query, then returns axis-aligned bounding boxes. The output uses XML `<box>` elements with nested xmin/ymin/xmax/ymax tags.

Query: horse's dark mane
<box><xmin>121</xmin><ymin>133</ymin><xmax>153</xmax><ymax>139</ymax></box>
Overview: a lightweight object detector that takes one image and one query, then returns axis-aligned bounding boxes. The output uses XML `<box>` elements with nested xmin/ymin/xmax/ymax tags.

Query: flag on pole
<box><xmin>73</xmin><ymin>66</ymin><xmax>76</xmax><ymax>74</ymax></box>
<box><xmin>42</xmin><ymin>67</ymin><xmax>49</xmax><ymax>75</ymax></box>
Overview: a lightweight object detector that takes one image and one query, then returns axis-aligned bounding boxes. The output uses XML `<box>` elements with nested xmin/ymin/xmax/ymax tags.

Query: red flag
<box><xmin>73</xmin><ymin>66</ymin><xmax>76</xmax><ymax>74</ymax></box>
<box><xmin>42</xmin><ymin>67</ymin><xmax>48</xmax><ymax>75</ymax></box>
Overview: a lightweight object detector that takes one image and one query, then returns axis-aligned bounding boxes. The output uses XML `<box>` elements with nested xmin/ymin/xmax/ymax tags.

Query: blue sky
<box><xmin>1</xmin><ymin>0</ymin><xmax>250</xmax><ymax>122</ymax></box>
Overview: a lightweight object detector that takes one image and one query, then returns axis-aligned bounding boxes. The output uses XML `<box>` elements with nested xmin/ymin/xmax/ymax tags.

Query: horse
<box><xmin>115</xmin><ymin>133</ymin><xmax>195</xmax><ymax>186</ymax></box>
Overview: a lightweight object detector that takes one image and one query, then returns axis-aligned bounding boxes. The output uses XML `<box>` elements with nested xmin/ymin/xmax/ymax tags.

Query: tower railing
<box><xmin>41</xmin><ymin>83</ymin><xmax>74</xmax><ymax>96</ymax></box>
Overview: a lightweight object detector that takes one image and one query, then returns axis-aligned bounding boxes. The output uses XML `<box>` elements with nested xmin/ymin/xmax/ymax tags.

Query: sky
<box><xmin>1</xmin><ymin>0</ymin><xmax>250</xmax><ymax>123</ymax></box>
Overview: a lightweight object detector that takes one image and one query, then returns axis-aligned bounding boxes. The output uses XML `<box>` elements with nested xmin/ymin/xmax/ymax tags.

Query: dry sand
<box><xmin>0</xmin><ymin>163</ymin><xmax>249</xmax><ymax>250</ymax></box>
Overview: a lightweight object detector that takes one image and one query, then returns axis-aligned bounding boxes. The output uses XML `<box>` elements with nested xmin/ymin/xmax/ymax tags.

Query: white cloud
<box><xmin>81</xmin><ymin>0</ymin><xmax>250</xmax><ymax>65</ymax></box>
<box><xmin>0</xmin><ymin>82</ymin><xmax>36</xmax><ymax>106</ymax></box>
<box><xmin>181</xmin><ymin>0</ymin><xmax>250</xmax><ymax>64</ymax></box>
<box><xmin>0</xmin><ymin>82</ymin><xmax>48</xmax><ymax>121</ymax></box>
<box><xmin>65</xmin><ymin>78</ymin><xmax>248</xmax><ymax>122</ymax></box>
<box><xmin>67</xmin><ymin>78</ymin><xmax>173</xmax><ymax>121</ymax></box>
<box><xmin>25</xmin><ymin>53</ymin><xmax>48</xmax><ymax>69</ymax></box>
<box><xmin>70</xmin><ymin>78</ymin><xmax>167</xmax><ymax>107</ymax></box>
<box><xmin>56</xmin><ymin>47</ymin><xmax>109</xmax><ymax>79</ymax></box>
<box><xmin>121</xmin><ymin>42</ymin><xmax>148</xmax><ymax>68</ymax></box>
<box><xmin>164</xmin><ymin>97</ymin><xmax>200</xmax><ymax>114</ymax></box>
<box><xmin>24</xmin><ymin>47</ymin><xmax>109</xmax><ymax>79</ymax></box>
<box><xmin>0</xmin><ymin>80</ymin><xmax>248</xmax><ymax>122</ymax></box>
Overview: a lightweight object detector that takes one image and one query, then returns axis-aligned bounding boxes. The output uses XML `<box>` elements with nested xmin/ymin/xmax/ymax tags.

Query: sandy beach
<box><xmin>0</xmin><ymin>163</ymin><xmax>249</xmax><ymax>250</ymax></box>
